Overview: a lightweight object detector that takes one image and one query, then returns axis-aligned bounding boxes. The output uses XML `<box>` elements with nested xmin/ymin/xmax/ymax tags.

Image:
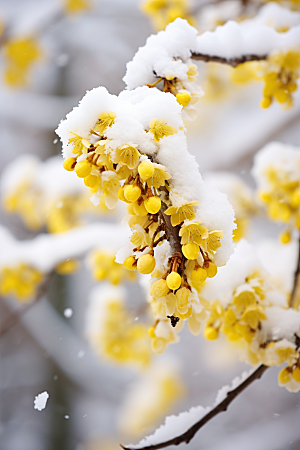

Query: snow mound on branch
<box><xmin>127</xmin><ymin>368</ymin><xmax>253</xmax><ymax>448</ymax></box>
<box><xmin>56</xmin><ymin>86</ymin><xmax>235</xmax><ymax>266</ymax></box>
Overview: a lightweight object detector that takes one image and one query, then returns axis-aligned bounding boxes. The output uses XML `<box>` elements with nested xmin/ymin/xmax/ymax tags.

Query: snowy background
<box><xmin>0</xmin><ymin>1</ymin><xmax>299</xmax><ymax>450</ymax></box>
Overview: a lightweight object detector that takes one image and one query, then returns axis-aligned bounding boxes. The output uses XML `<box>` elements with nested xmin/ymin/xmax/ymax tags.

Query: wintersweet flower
<box><xmin>164</xmin><ymin>201</ymin><xmax>199</xmax><ymax>226</ymax></box>
<box><xmin>145</xmin><ymin>164</ymin><xmax>171</xmax><ymax>188</ymax></box>
<box><xmin>179</xmin><ymin>222</ymin><xmax>208</xmax><ymax>245</ymax></box>
<box><xmin>93</xmin><ymin>111</ymin><xmax>117</xmax><ymax>135</ymax></box>
<box><xmin>149</xmin><ymin>118</ymin><xmax>177</xmax><ymax>142</ymax></box>
<box><xmin>115</xmin><ymin>145</ymin><xmax>140</xmax><ymax>169</ymax></box>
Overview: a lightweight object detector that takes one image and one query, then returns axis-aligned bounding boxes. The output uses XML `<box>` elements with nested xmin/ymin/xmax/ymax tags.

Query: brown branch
<box><xmin>0</xmin><ymin>271</ymin><xmax>54</xmax><ymax>338</ymax></box>
<box><xmin>191</xmin><ymin>52</ymin><xmax>267</xmax><ymax>68</ymax></box>
<box><xmin>121</xmin><ymin>364</ymin><xmax>268</xmax><ymax>450</ymax></box>
<box><xmin>159</xmin><ymin>202</ymin><xmax>182</xmax><ymax>255</ymax></box>
<box><xmin>289</xmin><ymin>233</ymin><xmax>300</xmax><ymax>309</ymax></box>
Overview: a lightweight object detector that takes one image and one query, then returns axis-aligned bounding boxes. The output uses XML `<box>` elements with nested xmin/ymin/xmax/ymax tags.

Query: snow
<box><xmin>34</xmin><ymin>391</ymin><xmax>49</xmax><ymax>411</ymax></box>
<box><xmin>124</xmin><ymin>14</ymin><xmax>300</xmax><ymax>92</ymax></box>
<box><xmin>128</xmin><ymin>368</ymin><xmax>254</xmax><ymax>448</ymax></box>
<box><xmin>0</xmin><ymin>223</ymin><xmax>129</xmax><ymax>273</ymax></box>
<box><xmin>252</xmin><ymin>141</ymin><xmax>300</xmax><ymax>193</ymax></box>
<box><xmin>195</xmin><ymin>21</ymin><xmax>300</xmax><ymax>59</ymax></box>
<box><xmin>201</xmin><ymin>240</ymin><xmax>264</xmax><ymax>308</ymax></box>
<box><xmin>123</xmin><ymin>18</ymin><xmax>198</xmax><ymax>90</ymax></box>
<box><xmin>64</xmin><ymin>308</ymin><xmax>73</xmax><ymax>318</ymax></box>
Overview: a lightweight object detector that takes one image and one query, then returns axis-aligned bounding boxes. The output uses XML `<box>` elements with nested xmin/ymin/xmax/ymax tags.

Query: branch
<box><xmin>289</xmin><ymin>233</ymin><xmax>300</xmax><ymax>309</ymax></box>
<box><xmin>191</xmin><ymin>52</ymin><xmax>267</xmax><ymax>68</ymax></box>
<box><xmin>0</xmin><ymin>271</ymin><xmax>54</xmax><ymax>338</ymax></box>
<box><xmin>121</xmin><ymin>365</ymin><xmax>268</xmax><ymax>450</ymax></box>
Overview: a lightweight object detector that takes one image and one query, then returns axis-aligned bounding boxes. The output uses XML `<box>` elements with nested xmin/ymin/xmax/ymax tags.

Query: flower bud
<box><xmin>75</xmin><ymin>160</ymin><xmax>92</xmax><ymax>178</ymax></box>
<box><xmin>204</xmin><ymin>326</ymin><xmax>218</xmax><ymax>340</ymax></box>
<box><xmin>133</xmin><ymin>201</ymin><xmax>148</xmax><ymax>216</ymax></box>
<box><xmin>292</xmin><ymin>367</ymin><xmax>300</xmax><ymax>383</ymax></box>
<box><xmin>150</xmin><ymin>279</ymin><xmax>169</xmax><ymax>298</ymax></box>
<box><xmin>144</xmin><ymin>196</ymin><xmax>161</xmax><ymax>214</ymax></box>
<box><xmin>191</xmin><ymin>267</ymin><xmax>207</xmax><ymax>285</ymax></box>
<box><xmin>124</xmin><ymin>185</ymin><xmax>141</xmax><ymax>202</ymax></box>
<box><xmin>205</xmin><ymin>262</ymin><xmax>217</xmax><ymax>278</ymax></box>
<box><xmin>176</xmin><ymin>91</ymin><xmax>191</xmax><ymax>107</ymax></box>
<box><xmin>124</xmin><ymin>256</ymin><xmax>137</xmax><ymax>271</ymax></box>
<box><xmin>278</xmin><ymin>367</ymin><xmax>291</xmax><ymax>384</ymax></box>
<box><xmin>280</xmin><ymin>230</ymin><xmax>291</xmax><ymax>244</ymax></box>
<box><xmin>138</xmin><ymin>161</ymin><xmax>154</xmax><ymax>180</ymax></box>
<box><xmin>84</xmin><ymin>174</ymin><xmax>98</xmax><ymax>188</ymax></box>
<box><xmin>63</xmin><ymin>157</ymin><xmax>77</xmax><ymax>171</ymax></box>
<box><xmin>118</xmin><ymin>187</ymin><xmax>130</xmax><ymax>203</ymax></box>
<box><xmin>137</xmin><ymin>254</ymin><xmax>156</xmax><ymax>274</ymax></box>
<box><xmin>176</xmin><ymin>287</ymin><xmax>190</xmax><ymax>314</ymax></box>
<box><xmin>166</xmin><ymin>272</ymin><xmax>181</xmax><ymax>291</ymax></box>
<box><xmin>182</xmin><ymin>243</ymin><xmax>200</xmax><ymax>260</ymax></box>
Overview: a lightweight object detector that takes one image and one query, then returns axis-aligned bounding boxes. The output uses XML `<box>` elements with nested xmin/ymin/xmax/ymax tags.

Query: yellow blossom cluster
<box><xmin>260</xmin><ymin>50</ymin><xmax>300</xmax><ymax>109</ymax></box>
<box><xmin>89</xmin><ymin>250</ymin><xmax>136</xmax><ymax>285</ymax></box>
<box><xmin>2</xmin><ymin>177</ymin><xmax>106</xmax><ymax>234</ymax></box>
<box><xmin>141</xmin><ymin>0</ymin><xmax>195</xmax><ymax>31</ymax></box>
<box><xmin>64</xmin><ymin>0</ymin><xmax>90</xmax><ymax>14</ymax></box>
<box><xmin>258</xmin><ymin>165</ymin><xmax>300</xmax><ymax>244</ymax></box>
<box><xmin>0</xmin><ymin>264</ymin><xmax>43</xmax><ymax>302</ymax></box>
<box><xmin>2</xmin><ymin>37</ymin><xmax>42</xmax><ymax>87</ymax></box>
<box><xmin>204</xmin><ymin>271</ymin><xmax>267</xmax><ymax>343</ymax></box>
<box><xmin>147</xmin><ymin>64</ymin><xmax>203</xmax><ymax>119</ymax></box>
<box><xmin>62</xmin><ymin>107</ymin><xmax>225</xmax><ymax>352</ymax></box>
<box><xmin>88</xmin><ymin>296</ymin><xmax>152</xmax><ymax>368</ymax></box>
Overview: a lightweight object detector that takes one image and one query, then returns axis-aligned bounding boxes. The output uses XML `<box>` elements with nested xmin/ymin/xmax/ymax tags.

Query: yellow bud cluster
<box><xmin>0</xmin><ymin>264</ymin><xmax>43</xmax><ymax>302</ymax></box>
<box><xmin>90</xmin><ymin>251</ymin><xmax>136</xmax><ymax>285</ymax></box>
<box><xmin>92</xmin><ymin>297</ymin><xmax>152</xmax><ymax>368</ymax></box>
<box><xmin>141</xmin><ymin>0</ymin><xmax>193</xmax><ymax>32</ymax></box>
<box><xmin>258</xmin><ymin>165</ymin><xmax>300</xmax><ymax>238</ymax></box>
<box><xmin>260</xmin><ymin>51</ymin><xmax>300</xmax><ymax>109</ymax></box>
<box><xmin>204</xmin><ymin>272</ymin><xmax>267</xmax><ymax>346</ymax></box>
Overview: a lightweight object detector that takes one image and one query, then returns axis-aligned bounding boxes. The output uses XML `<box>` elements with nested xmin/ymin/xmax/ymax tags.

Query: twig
<box><xmin>121</xmin><ymin>365</ymin><xmax>268</xmax><ymax>450</ymax></box>
<box><xmin>0</xmin><ymin>271</ymin><xmax>54</xmax><ymax>338</ymax></box>
<box><xmin>289</xmin><ymin>233</ymin><xmax>300</xmax><ymax>309</ymax></box>
<box><xmin>191</xmin><ymin>52</ymin><xmax>267</xmax><ymax>67</ymax></box>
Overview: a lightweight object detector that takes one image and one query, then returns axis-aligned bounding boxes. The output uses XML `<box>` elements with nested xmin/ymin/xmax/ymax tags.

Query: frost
<box><xmin>34</xmin><ymin>391</ymin><xmax>49</xmax><ymax>411</ymax></box>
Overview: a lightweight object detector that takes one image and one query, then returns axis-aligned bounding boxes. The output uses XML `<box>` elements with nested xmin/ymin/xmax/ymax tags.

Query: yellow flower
<box><xmin>68</xmin><ymin>133</ymin><xmax>90</xmax><ymax>156</ymax></box>
<box><xmin>187</xmin><ymin>64</ymin><xmax>198</xmax><ymax>82</ymax></box>
<box><xmin>64</xmin><ymin>0</ymin><xmax>90</xmax><ymax>14</ymax></box>
<box><xmin>232</xmin><ymin>290</ymin><xmax>256</xmax><ymax>313</ymax></box>
<box><xmin>102</xmin><ymin>172</ymin><xmax>120</xmax><ymax>209</ymax></box>
<box><xmin>115</xmin><ymin>145</ymin><xmax>140</xmax><ymax>169</ymax></box>
<box><xmin>0</xmin><ymin>264</ymin><xmax>43</xmax><ymax>302</ymax></box>
<box><xmin>145</xmin><ymin>165</ymin><xmax>171</xmax><ymax>188</ymax></box>
<box><xmin>200</xmin><ymin>230</ymin><xmax>224</xmax><ymax>254</ymax></box>
<box><xmin>3</xmin><ymin>37</ymin><xmax>41</xmax><ymax>86</ymax></box>
<box><xmin>130</xmin><ymin>225</ymin><xmax>151</xmax><ymax>249</ymax></box>
<box><xmin>93</xmin><ymin>111</ymin><xmax>116</xmax><ymax>135</ymax></box>
<box><xmin>164</xmin><ymin>201</ymin><xmax>198</xmax><ymax>226</ymax></box>
<box><xmin>149</xmin><ymin>118</ymin><xmax>177</xmax><ymax>142</ymax></box>
<box><xmin>179</xmin><ymin>222</ymin><xmax>208</xmax><ymax>245</ymax></box>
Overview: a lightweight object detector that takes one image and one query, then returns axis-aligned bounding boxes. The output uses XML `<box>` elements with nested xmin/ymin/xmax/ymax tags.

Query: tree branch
<box><xmin>289</xmin><ymin>233</ymin><xmax>300</xmax><ymax>309</ymax></box>
<box><xmin>121</xmin><ymin>365</ymin><xmax>268</xmax><ymax>450</ymax></box>
<box><xmin>191</xmin><ymin>52</ymin><xmax>267</xmax><ymax>67</ymax></box>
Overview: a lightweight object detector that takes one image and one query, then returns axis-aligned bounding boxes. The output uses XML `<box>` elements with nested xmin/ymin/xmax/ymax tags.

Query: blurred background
<box><xmin>0</xmin><ymin>1</ymin><xmax>299</xmax><ymax>450</ymax></box>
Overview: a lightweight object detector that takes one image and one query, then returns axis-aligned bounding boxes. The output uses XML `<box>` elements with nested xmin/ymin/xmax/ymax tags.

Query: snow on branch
<box><xmin>124</xmin><ymin>15</ymin><xmax>300</xmax><ymax>90</ymax></box>
<box><xmin>0</xmin><ymin>223</ymin><xmax>129</xmax><ymax>273</ymax></box>
<box><xmin>121</xmin><ymin>365</ymin><xmax>268</xmax><ymax>450</ymax></box>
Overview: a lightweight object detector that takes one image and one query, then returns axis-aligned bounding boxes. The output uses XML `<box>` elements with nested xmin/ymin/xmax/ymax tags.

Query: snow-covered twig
<box><xmin>121</xmin><ymin>365</ymin><xmax>268</xmax><ymax>450</ymax></box>
<box><xmin>191</xmin><ymin>52</ymin><xmax>267</xmax><ymax>67</ymax></box>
